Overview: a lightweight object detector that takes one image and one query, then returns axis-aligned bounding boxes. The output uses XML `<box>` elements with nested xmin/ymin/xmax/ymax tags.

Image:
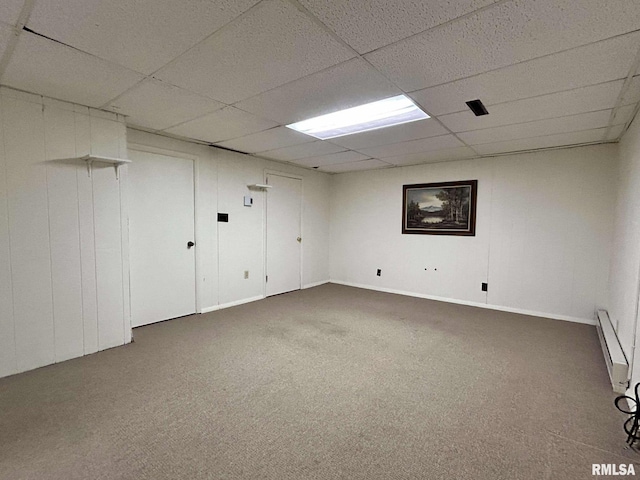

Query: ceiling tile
<box><xmin>621</xmin><ymin>76</ymin><xmax>640</xmax><ymax>106</ymax></box>
<box><xmin>27</xmin><ymin>0</ymin><xmax>260</xmax><ymax>74</ymax></box>
<box><xmin>260</xmin><ymin>141</ymin><xmax>346</xmax><ymax>162</ymax></box>
<box><xmin>320</xmin><ymin>159</ymin><xmax>392</xmax><ymax>173</ymax></box>
<box><xmin>291</xmin><ymin>150</ymin><xmax>369</xmax><ymax>168</ymax></box>
<box><xmin>164</xmin><ymin>106</ymin><xmax>277</xmax><ymax>143</ymax></box>
<box><xmin>0</xmin><ymin>0</ymin><xmax>23</xmax><ymax>25</ymax></box>
<box><xmin>611</xmin><ymin>104</ymin><xmax>638</xmax><ymax>126</ymax></box>
<box><xmin>365</xmin><ymin>0</ymin><xmax>640</xmax><ymax>91</ymax></box>
<box><xmin>298</xmin><ymin>0</ymin><xmax>497</xmax><ymax>54</ymax></box>
<box><xmin>607</xmin><ymin>124</ymin><xmax>626</xmax><ymax>141</ymax></box>
<box><xmin>382</xmin><ymin>147</ymin><xmax>478</xmax><ymax>166</ymax></box>
<box><xmin>105</xmin><ymin>79</ymin><xmax>225</xmax><ymax>130</ymax></box>
<box><xmin>329</xmin><ymin>118</ymin><xmax>449</xmax><ymax>150</ymax></box>
<box><xmin>2</xmin><ymin>32</ymin><xmax>144</xmax><ymax>107</ymax></box>
<box><xmin>235</xmin><ymin>58</ymin><xmax>400</xmax><ymax>124</ymax></box>
<box><xmin>216</xmin><ymin>126</ymin><xmax>312</xmax><ymax>153</ymax></box>
<box><xmin>155</xmin><ymin>0</ymin><xmax>354</xmax><ymax>104</ymax></box>
<box><xmin>473</xmin><ymin>128</ymin><xmax>608</xmax><ymax>156</ymax></box>
<box><xmin>458</xmin><ymin>110</ymin><xmax>613</xmax><ymax>145</ymax></box>
<box><xmin>0</xmin><ymin>23</ymin><xmax>11</xmax><ymax>58</ymax></box>
<box><xmin>438</xmin><ymin>80</ymin><xmax>625</xmax><ymax>133</ymax></box>
<box><xmin>411</xmin><ymin>32</ymin><xmax>640</xmax><ymax>116</ymax></box>
<box><xmin>356</xmin><ymin>135</ymin><xmax>464</xmax><ymax>158</ymax></box>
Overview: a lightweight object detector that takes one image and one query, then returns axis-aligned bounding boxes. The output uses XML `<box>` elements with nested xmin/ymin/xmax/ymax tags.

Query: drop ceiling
<box><xmin>0</xmin><ymin>0</ymin><xmax>638</xmax><ymax>173</ymax></box>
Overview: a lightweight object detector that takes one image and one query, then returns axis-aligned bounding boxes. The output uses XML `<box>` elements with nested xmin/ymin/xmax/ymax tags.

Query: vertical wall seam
<box><xmin>484</xmin><ymin>159</ymin><xmax>496</xmax><ymax>305</ymax></box>
<box><xmin>89</xmin><ymin>117</ymin><xmax>100</xmax><ymax>350</ymax></box>
<box><xmin>42</xmin><ymin>102</ymin><xmax>57</xmax><ymax>362</ymax></box>
<box><xmin>73</xmin><ymin>113</ymin><xmax>86</xmax><ymax>354</ymax></box>
<box><xmin>1</xmin><ymin>95</ymin><xmax>18</xmax><ymax>373</ymax></box>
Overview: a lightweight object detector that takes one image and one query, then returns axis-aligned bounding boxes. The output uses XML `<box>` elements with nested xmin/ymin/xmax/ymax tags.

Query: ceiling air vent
<box><xmin>465</xmin><ymin>99</ymin><xmax>489</xmax><ymax>116</ymax></box>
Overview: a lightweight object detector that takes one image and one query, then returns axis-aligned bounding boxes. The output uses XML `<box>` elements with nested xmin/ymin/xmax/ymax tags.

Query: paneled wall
<box><xmin>0</xmin><ymin>88</ymin><xmax>129</xmax><ymax>378</ymax></box>
<box><xmin>610</xmin><ymin>114</ymin><xmax>640</xmax><ymax>388</ymax></box>
<box><xmin>127</xmin><ymin>129</ymin><xmax>332</xmax><ymax>311</ymax></box>
<box><xmin>330</xmin><ymin>144</ymin><xmax>616</xmax><ymax>323</ymax></box>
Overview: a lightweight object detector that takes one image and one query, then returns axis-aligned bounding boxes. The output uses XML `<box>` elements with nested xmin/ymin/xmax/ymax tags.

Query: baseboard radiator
<box><xmin>596</xmin><ymin>309</ymin><xmax>629</xmax><ymax>393</ymax></box>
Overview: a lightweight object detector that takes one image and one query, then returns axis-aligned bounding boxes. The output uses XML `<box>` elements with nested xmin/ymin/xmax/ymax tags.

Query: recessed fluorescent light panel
<box><xmin>286</xmin><ymin>94</ymin><xmax>429</xmax><ymax>140</ymax></box>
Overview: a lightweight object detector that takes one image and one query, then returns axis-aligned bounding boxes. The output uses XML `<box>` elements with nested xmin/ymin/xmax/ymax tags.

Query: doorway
<box><xmin>265</xmin><ymin>173</ymin><xmax>302</xmax><ymax>296</ymax></box>
<box><xmin>128</xmin><ymin>148</ymin><xmax>197</xmax><ymax>327</ymax></box>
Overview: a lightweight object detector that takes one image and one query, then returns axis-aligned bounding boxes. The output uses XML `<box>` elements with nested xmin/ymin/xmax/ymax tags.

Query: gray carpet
<box><xmin>0</xmin><ymin>284</ymin><xmax>637</xmax><ymax>479</ymax></box>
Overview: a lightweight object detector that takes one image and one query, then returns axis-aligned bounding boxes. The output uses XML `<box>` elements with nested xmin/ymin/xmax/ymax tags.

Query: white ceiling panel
<box><xmin>473</xmin><ymin>128</ymin><xmax>609</xmax><ymax>156</ymax></box>
<box><xmin>411</xmin><ymin>32</ymin><xmax>640</xmax><ymax>116</ymax></box>
<box><xmin>458</xmin><ymin>110</ymin><xmax>613</xmax><ymax>146</ymax></box>
<box><xmin>164</xmin><ymin>106</ymin><xmax>277</xmax><ymax>143</ymax></box>
<box><xmin>0</xmin><ymin>0</ymin><xmax>23</xmax><ymax>25</ymax></box>
<box><xmin>438</xmin><ymin>80</ymin><xmax>625</xmax><ymax>133</ymax></box>
<box><xmin>235</xmin><ymin>58</ymin><xmax>400</xmax><ymax>124</ymax></box>
<box><xmin>608</xmin><ymin>124</ymin><xmax>627</xmax><ymax>141</ymax></box>
<box><xmin>216</xmin><ymin>126</ymin><xmax>312</xmax><ymax>153</ymax></box>
<box><xmin>621</xmin><ymin>76</ymin><xmax>640</xmax><ymax>106</ymax></box>
<box><xmin>298</xmin><ymin>0</ymin><xmax>497</xmax><ymax>54</ymax></box>
<box><xmin>0</xmin><ymin>23</ymin><xmax>12</xmax><ymax>58</ymax></box>
<box><xmin>2</xmin><ymin>32</ymin><xmax>144</xmax><ymax>107</ymax></box>
<box><xmin>155</xmin><ymin>0</ymin><xmax>354</xmax><ymax>104</ymax></box>
<box><xmin>260</xmin><ymin>141</ymin><xmax>346</xmax><ymax>162</ymax></box>
<box><xmin>329</xmin><ymin>118</ymin><xmax>449</xmax><ymax>150</ymax></box>
<box><xmin>106</xmin><ymin>79</ymin><xmax>225</xmax><ymax>131</ymax></box>
<box><xmin>611</xmin><ymin>104</ymin><xmax>638</xmax><ymax>126</ymax></box>
<box><xmin>320</xmin><ymin>159</ymin><xmax>392</xmax><ymax>173</ymax></box>
<box><xmin>366</xmin><ymin>0</ymin><xmax>640</xmax><ymax>92</ymax></box>
<box><xmin>27</xmin><ymin>0</ymin><xmax>260</xmax><ymax>75</ymax></box>
<box><xmin>356</xmin><ymin>135</ymin><xmax>464</xmax><ymax>159</ymax></box>
<box><xmin>291</xmin><ymin>151</ymin><xmax>369</xmax><ymax>168</ymax></box>
<box><xmin>382</xmin><ymin>147</ymin><xmax>478</xmax><ymax>166</ymax></box>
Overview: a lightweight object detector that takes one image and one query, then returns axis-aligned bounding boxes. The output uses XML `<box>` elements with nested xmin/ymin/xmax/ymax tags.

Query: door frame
<box><xmin>263</xmin><ymin>169</ymin><xmax>304</xmax><ymax>298</ymax></box>
<box><xmin>127</xmin><ymin>143</ymin><xmax>201</xmax><ymax>319</ymax></box>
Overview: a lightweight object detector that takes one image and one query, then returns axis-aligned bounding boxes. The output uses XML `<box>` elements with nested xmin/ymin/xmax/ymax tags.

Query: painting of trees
<box><xmin>435</xmin><ymin>186</ymin><xmax>470</xmax><ymax>225</ymax></box>
<box><xmin>402</xmin><ymin>180</ymin><xmax>477</xmax><ymax>236</ymax></box>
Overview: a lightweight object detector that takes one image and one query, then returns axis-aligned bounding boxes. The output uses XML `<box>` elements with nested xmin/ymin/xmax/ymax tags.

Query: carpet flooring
<box><xmin>0</xmin><ymin>284</ymin><xmax>638</xmax><ymax>479</ymax></box>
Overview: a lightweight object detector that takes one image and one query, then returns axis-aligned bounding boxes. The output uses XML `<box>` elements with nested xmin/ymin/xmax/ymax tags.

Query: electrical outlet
<box><xmin>482</xmin><ymin>282</ymin><xmax>488</xmax><ymax>292</ymax></box>
<box><xmin>377</xmin><ymin>269</ymin><xmax>381</xmax><ymax>276</ymax></box>
<box><xmin>244</xmin><ymin>270</ymin><xmax>249</xmax><ymax>279</ymax></box>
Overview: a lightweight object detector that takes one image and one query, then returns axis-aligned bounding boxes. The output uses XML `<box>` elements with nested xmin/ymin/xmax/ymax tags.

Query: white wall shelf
<box><xmin>51</xmin><ymin>154</ymin><xmax>131</xmax><ymax>179</ymax></box>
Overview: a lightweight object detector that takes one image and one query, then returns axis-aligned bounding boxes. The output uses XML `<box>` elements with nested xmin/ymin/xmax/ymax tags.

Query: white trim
<box><xmin>303</xmin><ymin>280</ymin><xmax>330</xmax><ymax>289</ymax></box>
<box><xmin>329</xmin><ymin>280</ymin><xmax>595</xmax><ymax>325</ymax></box>
<box><xmin>217</xmin><ymin>295</ymin><xmax>265</xmax><ymax>311</ymax></box>
<box><xmin>200</xmin><ymin>305</ymin><xmax>219</xmax><ymax>314</ymax></box>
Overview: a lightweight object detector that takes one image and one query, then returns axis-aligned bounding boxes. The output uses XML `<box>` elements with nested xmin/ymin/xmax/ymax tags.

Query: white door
<box><xmin>266</xmin><ymin>174</ymin><xmax>302</xmax><ymax>296</ymax></box>
<box><xmin>128</xmin><ymin>149</ymin><xmax>196</xmax><ymax>327</ymax></box>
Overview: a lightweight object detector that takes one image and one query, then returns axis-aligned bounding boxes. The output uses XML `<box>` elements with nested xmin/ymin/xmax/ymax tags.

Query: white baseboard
<box><xmin>200</xmin><ymin>305</ymin><xmax>219</xmax><ymax>314</ymax></box>
<box><xmin>302</xmin><ymin>280</ymin><xmax>330</xmax><ymax>289</ymax></box>
<box><xmin>200</xmin><ymin>295</ymin><xmax>265</xmax><ymax>314</ymax></box>
<box><xmin>329</xmin><ymin>280</ymin><xmax>595</xmax><ymax>326</ymax></box>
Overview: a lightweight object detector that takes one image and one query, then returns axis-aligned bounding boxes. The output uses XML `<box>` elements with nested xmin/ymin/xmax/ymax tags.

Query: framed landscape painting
<box><xmin>402</xmin><ymin>180</ymin><xmax>477</xmax><ymax>236</ymax></box>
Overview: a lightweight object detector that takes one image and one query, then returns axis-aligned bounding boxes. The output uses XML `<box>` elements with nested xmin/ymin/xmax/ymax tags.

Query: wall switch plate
<box><xmin>482</xmin><ymin>282</ymin><xmax>488</xmax><ymax>292</ymax></box>
<box><xmin>244</xmin><ymin>270</ymin><xmax>249</xmax><ymax>279</ymax></box>
<box><xmin>244</xmin><ymin>196</ymin><xmax>253</xmax><ymax>207</ymax></box>
<box><xmin>377</xmin><ymin>269</ymin><xmax>381</xmax><ymax>276</ymax></box>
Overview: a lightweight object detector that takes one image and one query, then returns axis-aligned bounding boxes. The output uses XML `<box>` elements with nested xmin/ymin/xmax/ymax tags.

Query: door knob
<box><xmin>297</xmin><ymin>237</ymin><xmax>302</xmax><ymax>243</ymax></box>
<box><xmin>187</xmin><ymin>241</ymin><xmax>195</xmax><ymax>249</ymax></box>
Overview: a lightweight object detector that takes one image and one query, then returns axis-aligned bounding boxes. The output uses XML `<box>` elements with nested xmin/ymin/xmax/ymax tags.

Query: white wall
<box><xmin>0</xmin><ymin>88</ymin><xmax>130</xmax><ymax>378</ymax></box>
<box><xmin>330</xmin><ymin>144</ymin><xmax>616</xmax><ymax>323</ymax></box>
<box><xmin>126</xmin><ymin>129</ymin><xmax>331</xmax><ymax>312</ymax></box>
<box><xmin>610</xmin><ymin>114</ymin><xmax>640</xmax><ymax>387</ymax></box>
